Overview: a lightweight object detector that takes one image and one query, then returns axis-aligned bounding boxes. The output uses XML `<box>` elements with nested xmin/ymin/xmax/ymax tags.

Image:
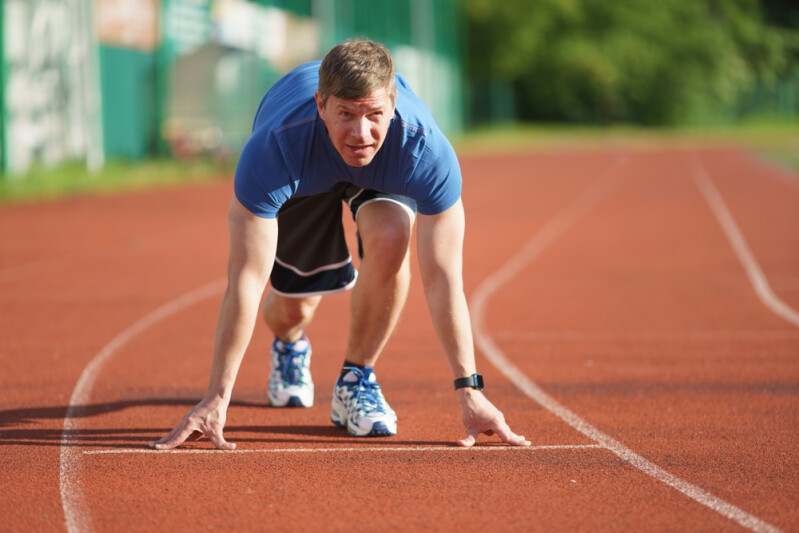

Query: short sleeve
<box><xmin>408</xmin><ymin>133</ymin><xmax>462</xmax><ymax>215</ymax></box>
<box><xmin>233</xmin><ymin>131</ymin><xmax>293</xmax><ymax>219</ymax></box>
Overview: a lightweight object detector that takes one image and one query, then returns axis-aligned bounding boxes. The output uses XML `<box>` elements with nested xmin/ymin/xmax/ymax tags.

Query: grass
<box><xmin>1</xmin><ymin>120</ymin><xmax>795</xmax><ymax>205</ymax></box>
<box><xmin>0</xmin><ymin>158</ymin><xmax>235</xmax><ymax>205</ymax></box>
<box><xmin>454</xmin><ymin>118</ymin><xmax>799</xmax><ymax>167</ymax></box>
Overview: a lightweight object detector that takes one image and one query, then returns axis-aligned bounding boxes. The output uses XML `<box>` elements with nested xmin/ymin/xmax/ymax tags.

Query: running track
<box><xmin>1</xmin><ymin>145</ymin><xmax>797</xmax><ymax>532</ymax></box>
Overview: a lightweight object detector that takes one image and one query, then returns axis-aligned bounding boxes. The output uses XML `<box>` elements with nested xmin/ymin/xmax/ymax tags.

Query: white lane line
<box><xmin>469</xmin><ymin>173</ymin><xmax>783</xmax><ymax>533</ymax></box>
<box><xmin>60</xmin><ymin>279</ymin><xmax>226</xmax><ymax>533</ymax></box>
<box><xmin>747</xmin><ymin>152</ymin><xmax>799</xmax><ymax>189</ymax></box>
<box><xmin>83</xmin><ymin>444</ymin><xmax>603</xmax><ymax>455</ymax></box>
<box><xmin>493</xmin><ymin>330</ymin><xmax>799</xmax><ymax>342</ymax></box>
<box><xmin>690</xmin><ymin>155</ymin><xmax>799</xmax><ymax>329</ymax></box>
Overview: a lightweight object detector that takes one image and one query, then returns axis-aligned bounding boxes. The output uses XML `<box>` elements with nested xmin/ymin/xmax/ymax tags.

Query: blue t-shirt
<box><xmin>234</xmin><ymin>60</ymin><xmax>462</xmax><ymax>219</ymax></box>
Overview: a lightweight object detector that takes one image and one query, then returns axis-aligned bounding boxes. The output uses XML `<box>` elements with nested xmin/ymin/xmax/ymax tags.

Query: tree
<box><xmin>464</xmin><ymin>0</ymin><xmax>793</xmax><ymax>125</ymax></box>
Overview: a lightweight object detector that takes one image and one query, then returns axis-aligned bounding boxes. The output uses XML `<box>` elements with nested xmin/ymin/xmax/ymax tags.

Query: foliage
<box><xmin>464</xmin><ymin>0</ymin><xmax>797</xmax><ymax>125</ymax></box>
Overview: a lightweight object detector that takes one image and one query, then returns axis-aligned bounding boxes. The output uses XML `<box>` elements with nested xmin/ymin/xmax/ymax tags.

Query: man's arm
<box><xmin>150</xmin><ymin>196</ymin><xmax>277</xmax><ymax>450</ymax></box>
<box><xmin>416</xmin><ymin>198</ymin><xmax>530</xmax><ymax>447</ymax></box>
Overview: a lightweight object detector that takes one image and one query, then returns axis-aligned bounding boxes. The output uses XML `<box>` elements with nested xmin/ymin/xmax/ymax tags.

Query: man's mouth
<box><xmin>348</xmin><ymin>144</ymin><xmax>374</xmax><ymax>155</ymax></box>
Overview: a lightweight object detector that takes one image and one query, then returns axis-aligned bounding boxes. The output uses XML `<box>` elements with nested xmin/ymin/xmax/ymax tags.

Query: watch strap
<box><xmin>453</xmin><ymin>373</ymin><xmax>484</xmax><ymax>391</ymax></box>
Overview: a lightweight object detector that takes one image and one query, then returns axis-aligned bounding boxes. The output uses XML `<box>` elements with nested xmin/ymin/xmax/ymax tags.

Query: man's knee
<box><xmin>263</xmin><ymin>292</ymin><xmax>320</xmax><ymax>325</ymax></box>
<box><xmin>363</xmin><ymin>222</ymin><xmax>410</xmax><ymax>259</ymax></box>
<box><xmin>358</xmin><ymin>203</ymin><xmax>412</xmax><ymax>266</ymax></box>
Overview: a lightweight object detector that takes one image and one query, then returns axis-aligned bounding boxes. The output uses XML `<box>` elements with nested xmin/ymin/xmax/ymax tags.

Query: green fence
<box><xmin>100</xmin><ymin>47</ymin><xmax>158</xmax><ymax>160</ymax></box>
<box><xmin>1</xmin><ymin>0</ymin><xmax>463</xmax><ymax>177</ymax></box>
<box><xmin>735</xmin><ymin>70</ymin><xmax>799</xmax><ymax>122</ymax></box>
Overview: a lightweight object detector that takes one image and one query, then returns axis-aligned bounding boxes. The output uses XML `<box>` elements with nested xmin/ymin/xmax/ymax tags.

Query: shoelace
<box><xmin>348</xmin><ymin>378</ymin><xmax>386</xmax><ymax>415</ymax></box>
<box><xmin>278</xmin><ymin>347</ymin><xmax>307</xmax><ymax>385</ymax></box>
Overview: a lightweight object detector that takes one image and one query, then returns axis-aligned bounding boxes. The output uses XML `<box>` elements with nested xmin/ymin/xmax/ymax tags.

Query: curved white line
<box><xmin>59</xmin><ymin>279</ymin><xmax>227</xmax><ymax>533</ymax></box>
<box><xmin>469</xmin><ymin>175</ymin><xmax>782</xmax><ymax>533</ymax></box>
<box><xmin>690</xmin><ymin>155</ymin><xmax>799</xmax><ymax>328</ymax></box>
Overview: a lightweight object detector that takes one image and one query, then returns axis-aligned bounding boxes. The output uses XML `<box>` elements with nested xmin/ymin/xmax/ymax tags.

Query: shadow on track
<box><xmin>0</xmin><ymin>398</ymin><xmax>451</xmax><ymax>448</ymax></box>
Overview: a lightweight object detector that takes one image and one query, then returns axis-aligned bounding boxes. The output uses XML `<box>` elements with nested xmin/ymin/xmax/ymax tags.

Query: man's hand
<box><xmin>456</xmin><ymin>388</ymin><xmax>531</xmax><ymax>447</ymax></box>
<box><xmin>149</xmin><ymin>396</ymin><xmax>236</xmax><ymax>451</ymax></box>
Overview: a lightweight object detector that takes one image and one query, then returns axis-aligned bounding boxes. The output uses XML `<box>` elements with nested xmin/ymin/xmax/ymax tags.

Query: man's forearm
<box><xmin>205</xmin><ymin>279</ymin><xmax>266</xmax><ymax>402</ymax></box>
<box><xmin>416</xmin><ymin>200</ymin><xmax>476</xmax><ymax>380</ymax></box>
<box><xmin>204</xmin><ymin>197</ymin><xmax>277</xmax><ymax>402</ymax></box>
<box><xmin>424</xmin><ymin>282</ymin><xmax>477</xmax><ymax>379</ymax></box>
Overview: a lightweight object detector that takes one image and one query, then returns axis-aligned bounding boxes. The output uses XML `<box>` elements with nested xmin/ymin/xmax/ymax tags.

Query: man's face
<box><xmin>315</xmin><ymin>87</ymin><xmax>394</xmax><ymax>167</ymax></box>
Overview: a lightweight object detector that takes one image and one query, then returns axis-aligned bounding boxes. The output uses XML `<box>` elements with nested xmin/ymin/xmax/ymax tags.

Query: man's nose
<box><xmin>350</xmin><ymin>116</ymin><xmax>370</xmax><ymax>139</ymax></box>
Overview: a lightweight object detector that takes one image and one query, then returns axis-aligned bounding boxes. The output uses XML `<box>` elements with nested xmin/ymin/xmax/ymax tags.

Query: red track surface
<box><xmin>1</xmin><ymin>146</ymin><xmax>797</xmax><ymax>532</ymax></box>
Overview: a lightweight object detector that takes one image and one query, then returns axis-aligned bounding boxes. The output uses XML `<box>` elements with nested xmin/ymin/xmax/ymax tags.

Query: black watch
<box><xmin>454</xmin><ymin>373</ymin><xmax>484</xmax><ymax>391</ymax></box>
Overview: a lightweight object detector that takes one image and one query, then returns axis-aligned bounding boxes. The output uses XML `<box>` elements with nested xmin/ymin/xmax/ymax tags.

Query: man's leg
<box><xmin>262</xmin><ymin>292</ymin><xmax>322</xmax><ymax>407</ymax></box>
<box><xmin>262</xmin><ymin>291</ymin><xmax>322</xmax><ymax>343</ymax></box>
<box><xmin>346</xmin><ymin>200</ymin><xmax>412</xmax><ymax>366</ymax></box>
<box><xmin>330</xmin><ymin>200</ymin><xmax>411</xmax><ymax>436</ymax></box>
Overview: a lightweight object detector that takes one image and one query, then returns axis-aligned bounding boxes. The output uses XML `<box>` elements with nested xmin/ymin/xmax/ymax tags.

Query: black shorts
<box><xmin>270</xmin><ymin>184</ymin><xmax>416</xmax><ymax>297</ymax></box>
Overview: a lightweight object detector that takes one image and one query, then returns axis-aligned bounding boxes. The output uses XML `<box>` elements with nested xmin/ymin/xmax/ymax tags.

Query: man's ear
<box><xmin>314</xmin><ymin>91</ymin><xmax>325</xmax><ymax>119</ymax></box>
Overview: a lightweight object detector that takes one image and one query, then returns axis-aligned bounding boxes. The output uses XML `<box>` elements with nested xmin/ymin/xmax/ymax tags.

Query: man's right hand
<box><xmin>149</xmin><ymin>396</ymin><xmax>236</xmax><ymax>451</ymax></box>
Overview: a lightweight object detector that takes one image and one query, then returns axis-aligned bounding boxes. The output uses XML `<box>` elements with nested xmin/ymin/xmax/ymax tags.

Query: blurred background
<box><xmin>0</xmin><ymin>0</ymin><xmax>796</xmax><ymax>193</ymax></box>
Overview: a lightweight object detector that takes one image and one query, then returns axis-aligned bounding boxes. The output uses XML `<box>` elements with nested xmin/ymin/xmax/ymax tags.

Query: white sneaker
<box><xmin>331</xmin><ymin>366</ymin><xmax>397</xmax><ymax>436</ymax></box>
<box><xmin>268</xmin><ymin>336</ymin><xmax>314</xmax><ymax>407</ymax></box>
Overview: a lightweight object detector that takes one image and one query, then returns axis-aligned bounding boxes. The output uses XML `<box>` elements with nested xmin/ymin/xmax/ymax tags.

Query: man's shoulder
<box><xmin>394</xmin><ymin>75</ymin><xmax>431</xmax><ymax>126</ymax></box>
<box><xmin>392</xmin><ymin>96</ymin><xmax>453</xmax><ymax>163</ymax></box>
<box><xmin>278</xmin><ymin>60</ymin><xmax>322</xmax><ymax>87</ymax></box>
<box><xmin>253</xmin><ymin>62</ymin><xmax>320</xmax><ymax>133</ymax></box>
<box><xmin>393</xmin><ymin>74</ymin><xmax>452</xmax><ymax>147</ymax></box>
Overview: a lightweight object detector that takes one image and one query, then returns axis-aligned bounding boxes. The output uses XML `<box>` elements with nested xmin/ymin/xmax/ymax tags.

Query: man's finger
<box><xmin>209</xmin><ymin>431</ymin><xmax>236</xmax><ymax>451</ymax></box>
<box><xmin>148</xmin><ymin>425</ymin><xmax>181</xmax><ymax>449</ymax></box>
<box><xmin>457</xmin><ymin>429</ymin><xmax>479</xmax><ymax>448</ymax></box>
<box><xmin>494</xmin><ymin>423</ymin><xmax>531</xmax><ymax>446</ymax></box>
<box><xmin>150</xmin><ymin>425</ymin><xmax>196</xmax><ymax>450</ymax></box>
<box><xmin>206</xmin><ymin>423</ymin><xmax>236</xmax><ymax>450</ymax></box>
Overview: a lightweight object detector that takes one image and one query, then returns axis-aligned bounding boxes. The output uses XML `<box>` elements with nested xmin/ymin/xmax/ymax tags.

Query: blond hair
<box><xmin>317</xmin><ymin>39</ymin><xmax>397</xmax><ymax>104</ymax></box>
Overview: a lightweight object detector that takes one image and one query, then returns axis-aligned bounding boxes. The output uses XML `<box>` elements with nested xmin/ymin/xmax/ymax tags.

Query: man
<box><xmin>151</xmin><ymin>39</ymin><xmax>529</xmax><ymax>450</ymax></box>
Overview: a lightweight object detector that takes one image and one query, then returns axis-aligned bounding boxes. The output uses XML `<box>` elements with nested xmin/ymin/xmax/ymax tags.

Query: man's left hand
<box><xmin>456</xmin><ymin>388</ymin><xmax>531</xmax><ymax>447</ymax></box>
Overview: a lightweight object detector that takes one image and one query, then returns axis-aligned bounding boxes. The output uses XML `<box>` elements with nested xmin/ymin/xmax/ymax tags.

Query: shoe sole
<box><xmin>365</xmin><ymin>421</ymin><xmax>395</xmax><ymax>437</ymax></box>
<box><xmin>268</xmin><ymin>392</ymin><xmax>313</xmax><ymax>408</ymax></box>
